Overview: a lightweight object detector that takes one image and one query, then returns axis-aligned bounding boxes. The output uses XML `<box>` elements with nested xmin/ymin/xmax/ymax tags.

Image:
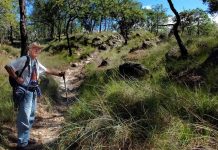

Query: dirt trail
<box><xmin>2</xmin><ymin>51</ymin><xmax>99</xmax><ymax>149</ymax></box>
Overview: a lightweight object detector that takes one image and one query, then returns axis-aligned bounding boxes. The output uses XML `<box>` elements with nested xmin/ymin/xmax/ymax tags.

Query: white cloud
<box><xmin>167</xmin><ymin>16</ymin><xmax>174</xmax><ymax>24</ymax></box>
<box><xmin>209</xmin><ymin>15</ymin><xmax>218</xmax><ymax>24</ymax></box>
<box><xmin>142</xmin><ymin>5</ymin><xmax>152</xmax><ymax>10</ymax></box>
<box><xmin>212</xmin><ymin>15</ymin><xmax>218</xmax><ymax>24</ymax></box>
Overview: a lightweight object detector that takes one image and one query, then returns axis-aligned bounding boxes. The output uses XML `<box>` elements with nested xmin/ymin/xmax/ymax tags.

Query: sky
<box><xmin>139</xmin><ymin>0</ymin><xmax>207</xmax><ymax>14</ymax></box>
<box><xmin>139</xmin><ymin>0</ymin><xmax>218</xmax><ymax>23</ymax></box>
<box><xmin>26</xmin><ymin>0</ymin><xmax>218</xmax><ymax>23</ymax></box>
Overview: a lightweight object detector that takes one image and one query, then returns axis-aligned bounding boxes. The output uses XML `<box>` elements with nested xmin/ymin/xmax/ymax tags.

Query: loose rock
<box><xmin>98</xmin><ymin>44</ymin><xmax>109</xmax><ymax>51</ymax></box>
<box><xmin>119</xmin><ymin>62</ymin><xmax>149</xmax><ymax>78</ymax></box>
<box><xmin>98</xmin><ymin>59</ymin><xmax>108</xmax><ymax>67</ymax></box>
<box><xmin>92</xmin><ymin>37</ymin><xmax>103</xmax><ymax>46</ymax></box>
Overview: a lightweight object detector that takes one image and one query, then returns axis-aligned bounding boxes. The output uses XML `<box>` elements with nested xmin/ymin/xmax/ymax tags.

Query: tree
<box><xmin>193</xmin><ymin>9</ymin><xmax>214</xmax><ymax>36</ymax></box>
<box><xmin>95</xmin><ymin>0</ymin><xmax>114</xmax><ymax>32</ymax></box>
<box><xmin>78</xmin><ymin>1</ymin><xmax>100</xmax><ymax>32</ymax></box>
<box><xmin>143</xmin><ymin>9</ymin><xmax>156</xmax><ymax>32</ymax></box>
<box><xmin>153</xmin><ymin>4</ymin><xmax>168</xmax><ymax>35</ymax></box>
<box><xmin>19</xmin><ymin>0</ymin><xmax>28</xmax><ymax>56</ymax></box>
<box><xmin>167</xmin><ymin>0</ymin><xmax>188</xmax><ymax>58</ymax></box>
<box><xmin>176</xmin><ymin>8</ymin><xmax>214</xmax><ymax>36</ymax></box>
<box><xmin>65</xmin><ymin>0</ymin><xmax>86</xmax><ymax>56</ymax></box>
<box><xmin>0</xmin><ymin>0</ymin><xmax>18</xmax><ymax>44</ymax></box>
<box><xmin>31</xmin><ymin>0</ymin><xmax>66</xmax><ymax>40</ymax></box>
<box><xmin>203</xmin><ymin>0</ymin><xmax>218</xmax><ymax>14</ymax></box>
<box><xmin>177</xmin><ymin>10</ymin><xmax>195</xmax><ymax>35</ymax></box>
<box><xmin>111</xmin><ymin>0</ymin><xmax>144</xmax><ymax>44</ymax></box>
<box><xmin>143</xmin><ymin>4</ymin><xmax>168</xmax><ymax>34</ymax></box>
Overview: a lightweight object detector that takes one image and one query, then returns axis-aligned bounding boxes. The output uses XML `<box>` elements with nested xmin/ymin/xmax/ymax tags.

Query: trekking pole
<box><xmin>63</xmin><ymin>74</ymin><xmax>68</xmax><ymax>103</ymax></box>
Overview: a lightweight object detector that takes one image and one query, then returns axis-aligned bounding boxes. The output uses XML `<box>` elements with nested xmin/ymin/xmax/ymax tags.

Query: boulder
<box><xmin>135</xmin><ymin>33</ymin><xmax>141</xmax><ymax>37</ymax></box>
<box><xmin>119</xmin><ymin>62</ymin><xmax>149</xmax><ymax>78</ymax></box>
<box><xmin>98</xmin><ymin>59</ymin><xmax>108</xmax><ymax>67</ymax></box>
<box><xmin>106</xmin><ymin>34</ymin><xmax>124</xmax><ymax>48</ymax></box>
<box><xmin>107</xmin><ymin>39</ymin><xmax>117</xmax><ymax>46</ymax></box>
<box><xmin>142</xmin><ymin>40</ymin><xmax>155</xmax><ymax>49</ymax></box>
<box><xmin>129</xmin><ymin>46</ymin><xmax>142</xmax><ymax>53</ymax></box>
<box><xmin>92</xmin><ymin>37</ymin><xmax>103</xmax><ymax>46</ymax></box>
<box><xmin>108</xmin><ymin>35</ymin><xmax>117</xmax><ymax>40</ymax></box>
<box><xmin>79</xmin><ymin>54</ymin><xmax>90</xmax><ymax>60</ymax></box>
<box><xmin>70</xmin><ymin>62</ymin><xmax>78</xmax><ymax>67</ymax></box>
<box><xmin>98</xmin><ymin>44</ymin><xmax>109</xmax><ymax>51</ymax></box>
<box><xmin>82</xmin><ymin>37</ymin><xmax>90</xmax><ymax>46</ymax></box>
<box><xmin>101</xmin><ymin>35</ymin><xmax>107</xmax><ymax>38</ymax></box>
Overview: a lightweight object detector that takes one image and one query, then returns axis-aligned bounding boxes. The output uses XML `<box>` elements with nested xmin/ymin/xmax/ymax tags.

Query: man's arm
<box><xmin>4</xmin><ymin>65</ymin><xmax>24</xmax><ymax>84</ymax></box>
<box><xmin>38</xmin><ymin>61</ymin><xmax>65</xmax><ymax>77</ymax></box>
<box><xmin>45</xmin><ymin>69</ymin><xmax>65</xmax><ymax>77</ymax></box>
<box><xmin>5</xmin><ymin>65</ymin><xmax>18</xmax><ymax>79</ymax></box>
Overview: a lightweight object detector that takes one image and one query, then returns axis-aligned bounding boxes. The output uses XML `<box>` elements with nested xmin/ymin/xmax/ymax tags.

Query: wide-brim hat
<box><xmin>29</xmin><ymin>42</ymin><xmax>42</xmax><ymax>51</ymax></box>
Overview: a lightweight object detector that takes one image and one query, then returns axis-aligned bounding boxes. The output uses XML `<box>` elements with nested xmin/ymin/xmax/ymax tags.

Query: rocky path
<box><xmin>2</xmin><ymin>51</ymin><xmax>99</xmax><ymax>150</ymax></box>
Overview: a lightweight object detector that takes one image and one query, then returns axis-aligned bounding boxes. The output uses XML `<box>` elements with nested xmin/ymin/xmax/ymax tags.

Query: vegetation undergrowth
<box><xmin>0</xmin><ymin>45</ymin><xmax>19</xmax><ymax>124</ymax></box>
<box><xmin>59</xmin><ymin>33</ymin><xmax>218</xmax><ymax>149</ymax></box>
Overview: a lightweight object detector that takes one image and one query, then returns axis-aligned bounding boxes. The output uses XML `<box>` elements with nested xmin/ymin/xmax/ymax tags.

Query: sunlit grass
<box><xmin>0</xmin><ymin>48</ymin><xmax>15</xmax><ymax>123</ymax></box>
<box><xmin>59</xmin><ymin>32</ymin><xmax>218</xmax><ymax>149</ymax></box>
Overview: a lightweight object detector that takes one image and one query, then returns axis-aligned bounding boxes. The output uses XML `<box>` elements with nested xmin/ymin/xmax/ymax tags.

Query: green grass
<box><xmin>0</xmin><ymin>44</ymin><xmax>19</xmax><ymax>57</ymax></box>
<box><xmin>0</xmin><ymin>50</ymin><xmax>15</xmax><ymax>123</ymax></box>
<box><xmin>38</xmin><ymin>51</ymin><xmax>70</xmax><ymax>69</ymax></box>
<box><xmin>61</xmin><ymin>71</ymin><xmax>218</xmax><ymax>149</ymax></box>
<box><xmin>0</xmin><ymin>75</ymin><xmax>14</xmax><ymax>123</ymax></box>
<box><xmin>149</xmin><ymin>117</ymin><xmax>218</xmax><ymax>149</ymax></box>
<box><xmin>1</xmin><ymin>31</ymin><xmax>217</xmax><ymax>149</ymax></box>
<box><xmin>166</xmin><ymin>36</ymin><xmax>218</xmax><ymax>73</ymax></box>
<box><xmin>58</xmin><ymin>32</ymin><xmax>218</xmax><ymax>149</ymax></box>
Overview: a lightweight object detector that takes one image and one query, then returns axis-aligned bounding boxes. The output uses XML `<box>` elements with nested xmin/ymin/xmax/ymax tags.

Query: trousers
<box><xmin>15</xmin><ymin>86</ymin><xmax>37</xmax><ymax>147</ymax></box>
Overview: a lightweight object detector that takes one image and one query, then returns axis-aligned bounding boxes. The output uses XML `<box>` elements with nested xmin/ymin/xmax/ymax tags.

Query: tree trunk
<box><xmin>120</xmin><ymin>26</ymin><xmax>128</xmax><ymax>44</ymax></box>
<box><xmin>109</xmin><ymin>18</ymin><xmax>113</xmax><ymax>31</ymax></box>
<box><xmin>57</xmin><ymin>21</ymin><xmax>62</xmax><ymax>41</ymax></box>
<box><xmin>58</xmin><ymin>30</ymin><xmax>61</xmax><ymax>41</ymax></box>
<box><xmin>108</xmin><ymin>18</ymin><xmax>111</xmax><ymax>31</ymax></box>
<box><xmin>50</xmin><ymin>24</ymin><xmax>54</xmax><ymax>39</ymax></box>
<box><xmin>156</xmin><ymin>15</ymin><xmax>159</xmax><ymax>35</ymax></box>
<box><xmin>91</xmin><ymin>19</ymin><xmax>96</xmax><ymax>32</ymax></box>
<box><xmin>10</xmin><ymin>26</ymin><xmax>14</xmax><ymax>44</ymax></box>
<box><xmin>104</xmin><ymin>18</ymin><xmax>107</xmax><ymax>31</ymax></box>
<box><xmin>66</xmin><ymin>16</ymin><xmax>77</xmax><ymax>56</ymax></box>
<box><xmin>99</xmin><ymin>16</ymin><xmax>102</xmax><ymax>32</ymax></box>
<box><xmin>66</xmin><ymin>16</ymin><xmax>72</xmax><ymax>56</ymax></box>
<box><xmin>167</xmin><ymin>0</ymin><xmax>188</xmax><ymax>58</ymax></box>
<box><xmin>19</xmin><ymin>0</ymin><xmax>28</xmax><ymax>57</ymax></box>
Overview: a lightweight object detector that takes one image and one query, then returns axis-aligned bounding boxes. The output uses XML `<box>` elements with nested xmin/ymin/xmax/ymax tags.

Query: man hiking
<box><xmin>4</xmin><ymin>42</ymin><xmax>65</xmax><ymax>149</ymax></box>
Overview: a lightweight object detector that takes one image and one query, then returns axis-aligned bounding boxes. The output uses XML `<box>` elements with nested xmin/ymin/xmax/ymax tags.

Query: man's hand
<box><xmin>58</xmin><ymin>71</ymin><xmax>65</xmax><ymax>77</ymax></box>
<box><xmin>45</xmin><ymin>69</ymin><xmax>65</xmax><ymax>77</ymax></box>
<box><xmin>16</xmin><ymin>77</ymin><xmax>24</xmax><ymax>85</ymax></box>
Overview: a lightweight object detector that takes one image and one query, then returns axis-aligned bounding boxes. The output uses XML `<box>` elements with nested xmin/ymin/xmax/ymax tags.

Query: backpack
<box><xmin>9</xmin><ymin>56</ymin><xmax>30</xmax><ymax>87</ymax></box>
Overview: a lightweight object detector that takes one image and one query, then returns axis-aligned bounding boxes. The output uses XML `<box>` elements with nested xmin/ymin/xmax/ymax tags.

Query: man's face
<box><xmin>29</xmin><ymin>47</ymin><xmax>41</xmax><ymax>58</ymax></box>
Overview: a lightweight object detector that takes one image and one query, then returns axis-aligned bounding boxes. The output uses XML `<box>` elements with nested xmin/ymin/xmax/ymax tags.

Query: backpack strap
<box><xmin>18</xmin><ymin>55</ymin><xmax>30</xmax><ymax>77</ymax></box>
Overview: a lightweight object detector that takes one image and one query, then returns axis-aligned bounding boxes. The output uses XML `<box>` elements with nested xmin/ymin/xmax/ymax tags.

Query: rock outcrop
<box><xmin>119</xmin><ymin>62</ymin><xmax>149</xmax><ymax>78</ymax></box>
